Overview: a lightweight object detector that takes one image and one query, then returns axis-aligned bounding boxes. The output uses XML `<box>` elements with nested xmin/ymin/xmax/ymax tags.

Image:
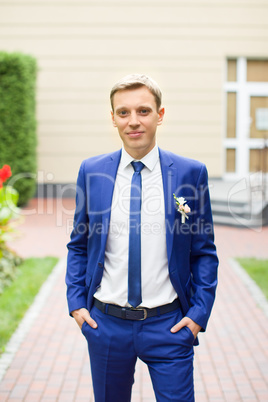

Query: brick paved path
<box><xmin>0</xmin><ymin>199</ymin><xmax>268</xmax><ymax>401</ymax></box>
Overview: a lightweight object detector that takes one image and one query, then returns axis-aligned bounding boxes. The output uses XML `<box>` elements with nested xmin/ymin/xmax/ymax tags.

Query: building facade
<box><xmin>0</xmin><ymin>0</ymin><xmax>268</xmax><ymax>185</ymax></box>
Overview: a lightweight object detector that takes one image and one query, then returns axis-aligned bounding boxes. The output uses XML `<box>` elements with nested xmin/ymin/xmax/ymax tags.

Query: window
<box><xmin>224</xmin><ymin>58</ymin><xmax>268</xmax><ymax>177</ymax></box>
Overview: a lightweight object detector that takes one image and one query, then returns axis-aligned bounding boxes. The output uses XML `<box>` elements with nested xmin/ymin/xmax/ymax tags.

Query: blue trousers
<box><xmin>82</xmin><ymin>305</ymin><xmax>195</xmax><ymax>402</ymax></box>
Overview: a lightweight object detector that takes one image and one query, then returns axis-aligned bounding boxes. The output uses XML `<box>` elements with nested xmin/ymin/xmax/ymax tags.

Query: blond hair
<box><xmin>110</xmin><ymin>74</ymin><xmax>162</xmax><ymax>111</ymax></box>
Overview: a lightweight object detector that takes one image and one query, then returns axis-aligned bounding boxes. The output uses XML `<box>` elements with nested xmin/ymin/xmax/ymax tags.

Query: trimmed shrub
<box><xmin>0</xmin><ymin>52</ymin><xmax>37</xmax><ymax>205</ymax></box>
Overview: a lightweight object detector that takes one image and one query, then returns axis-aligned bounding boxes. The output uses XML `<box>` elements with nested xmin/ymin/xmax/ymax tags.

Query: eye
<box><xmin>139</xmin><ymin>108</ymin><xmax>150</xmax><ymax>115</ymax></box>
<box><xmin>117</xmin><ymin>110</ymin><xmax>129</xmax><ymax>117</ymax></box>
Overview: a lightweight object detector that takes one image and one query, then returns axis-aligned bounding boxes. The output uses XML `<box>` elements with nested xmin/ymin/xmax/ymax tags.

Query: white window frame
<box><xmin>224</xmin><ymin>57</ymin><xmax>268</xmax><ymax>180</ymax></box>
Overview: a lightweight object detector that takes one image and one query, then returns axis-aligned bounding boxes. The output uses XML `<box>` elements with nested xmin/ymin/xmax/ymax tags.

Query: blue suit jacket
<box><xmin>66</xmin><ymin>148</ymin><xmax>218</xmax><ymax>333</ymax></box>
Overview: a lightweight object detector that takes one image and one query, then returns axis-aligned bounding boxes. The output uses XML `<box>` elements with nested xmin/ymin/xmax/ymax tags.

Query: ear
<box><xmin>157</xmin><ymin>107</ymin><xmax>165</xmax><ymax>126</ymax></box>
<box><xmin>111</xmin><ymin>110</ymin><xmax>117</xmax><ymax>127</ymax></box>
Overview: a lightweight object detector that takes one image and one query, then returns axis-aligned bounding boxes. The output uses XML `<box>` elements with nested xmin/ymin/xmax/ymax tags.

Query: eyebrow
<box><xmin>115</xmin><ymin>105</ymin><xmax>153</xmax><ymax>113</ymax></box>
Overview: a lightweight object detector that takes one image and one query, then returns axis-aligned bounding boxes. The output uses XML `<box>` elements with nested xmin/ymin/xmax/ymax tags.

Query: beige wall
<box><xmin>1</xmin><ymin>0</ymin><xmax>268</xmax><ymax>182</ymax></box>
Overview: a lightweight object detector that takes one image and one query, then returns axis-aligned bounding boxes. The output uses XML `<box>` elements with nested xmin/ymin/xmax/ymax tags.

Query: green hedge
<box><xmin>0</xmin><ymin>52</ymin><xmax>37</xmax><ymax>205</ymax></box>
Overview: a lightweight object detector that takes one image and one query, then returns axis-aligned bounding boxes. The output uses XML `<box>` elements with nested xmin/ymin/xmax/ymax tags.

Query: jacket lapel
<box><xmin>159</xmin><ymin>149</ymin><xmax>177</xmax><ymax>264</ymax></box>
<box><xmin>100</xmin><ymin>149</ymin><xmax>122</xmax><ymax>251</ymax></box>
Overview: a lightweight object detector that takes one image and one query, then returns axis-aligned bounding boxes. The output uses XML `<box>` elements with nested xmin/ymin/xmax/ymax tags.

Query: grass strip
<box><xmin>0</xmin><ymin>256</ymin><xmax>58</xmax><ymax>354</ymax></box>
<box><xmin>237</xmin><ymin>258</ymin><xmax>268</xmax><ymax>299</ymax></box>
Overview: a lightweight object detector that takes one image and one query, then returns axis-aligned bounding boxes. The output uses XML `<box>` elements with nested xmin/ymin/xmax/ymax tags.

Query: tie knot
<box><xmin>131</xmin><ymin>161</ymin><xmax>145</xmax><ymax>173</ymax></box>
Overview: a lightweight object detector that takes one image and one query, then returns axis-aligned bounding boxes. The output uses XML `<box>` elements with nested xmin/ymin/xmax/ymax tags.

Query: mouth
<box><xmin>127</xmin><ymin>131</ymin><xmax>144</xmax><ymax>138</ymax></box>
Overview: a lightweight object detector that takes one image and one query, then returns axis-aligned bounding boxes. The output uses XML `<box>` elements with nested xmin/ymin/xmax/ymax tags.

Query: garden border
<box><xmin>0</xmin><ymin>257</ymin><xmax>66</xmax><ymax>382</ymax></box>
<box><xmin>229</xmin><ymin>257</ymin><xmax>268</xmax><ymax>318</ymax></box>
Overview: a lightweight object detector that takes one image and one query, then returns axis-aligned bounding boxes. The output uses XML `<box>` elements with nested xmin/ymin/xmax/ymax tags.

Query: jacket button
<box><xmin>98</xmin><ymin>262</ymin><xmax>103</xmax><ymax>268</ymax></box>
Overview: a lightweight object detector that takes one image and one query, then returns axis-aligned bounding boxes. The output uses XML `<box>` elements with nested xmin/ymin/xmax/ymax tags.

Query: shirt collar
<box><xmin>120</xmin><ymin>145</ymin><xmax>159</xmax><ymax>172</ymax></box>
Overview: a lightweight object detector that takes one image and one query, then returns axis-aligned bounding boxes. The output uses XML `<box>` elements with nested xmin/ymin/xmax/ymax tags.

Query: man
<box><xmin>66</xmin><ymin>74</ymin><xmax>218</xmax><ymax>401</ymax></box>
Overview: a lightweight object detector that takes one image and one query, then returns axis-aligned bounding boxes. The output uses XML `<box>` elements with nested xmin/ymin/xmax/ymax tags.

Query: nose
<box><xmin>129</xmin><ymin>111</ymin><xmax>140</xmax><ymax>127</ymax></box>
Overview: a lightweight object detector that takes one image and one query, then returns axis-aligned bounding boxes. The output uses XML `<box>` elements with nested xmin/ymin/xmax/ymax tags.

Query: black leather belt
<box><xmin>93</xmin><ymin>298</ymin><xmax>180</xmax><ymax>321</ymax></box>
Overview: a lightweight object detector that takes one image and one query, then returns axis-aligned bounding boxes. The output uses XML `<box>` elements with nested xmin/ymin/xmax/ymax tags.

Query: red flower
<box><xmin>0</xmin><ymin>164</ymin><xmax>12</xmax><ymax>185</ymax></box>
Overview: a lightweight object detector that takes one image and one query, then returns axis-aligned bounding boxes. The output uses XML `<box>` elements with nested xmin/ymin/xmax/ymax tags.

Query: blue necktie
<box><xmin>128</xmin><ymin>161</ymin><xmax>145</xmax><ymax>308</ymax></box>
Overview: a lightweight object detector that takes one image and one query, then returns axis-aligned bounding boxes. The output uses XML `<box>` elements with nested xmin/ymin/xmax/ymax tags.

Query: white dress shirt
<box><xmin>94</xmin><ymin>145</ymin><xmax>177</xmax><ymax>308</ymax></box>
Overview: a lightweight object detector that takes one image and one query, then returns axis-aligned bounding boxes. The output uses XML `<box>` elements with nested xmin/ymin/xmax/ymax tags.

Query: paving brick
<box><xmin>0</xmin><ymin>391</ymin><xmax>9</xmax><ymax>402</ymax></box>
<box><xmin>9</xmin><ymin>384</ymin><xmax>29</xmax><ymax>399</ymax></box>
<box><xmin>0</xmin><ymin>379</ymin><xmax>17</xmax><ymax>393</ymax></box>
<box><xmin>24</xmin><ymin>392</ymin><xmax>42</xmax><ymax>402</ymax></box>
<box><xmin>57</xmin><ymin>391</ymin><xmax>75</xmax><ymax>401</ymax></box>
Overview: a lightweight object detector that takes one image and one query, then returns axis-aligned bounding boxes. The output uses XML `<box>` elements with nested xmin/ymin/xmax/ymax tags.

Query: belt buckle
<box><xmin>130</xmin><ymin>307</ymin><xmax>148</xmax><ymax>320</ymax></box>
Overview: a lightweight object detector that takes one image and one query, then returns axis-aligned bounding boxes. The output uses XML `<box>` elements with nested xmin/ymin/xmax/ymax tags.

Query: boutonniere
<box><xmin>173</xmin><ymin>194</ymin><xmax>191</xmax><ymax>224</ymax></box>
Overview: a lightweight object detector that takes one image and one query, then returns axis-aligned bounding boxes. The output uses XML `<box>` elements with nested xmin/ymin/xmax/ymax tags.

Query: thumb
<box><xmin>170</xmin><ymin>317</ymin><xmax>188</xmax><ymax>333</ymax></box>
<box><xmin>84</xmin><ymin>310</ymin><xmax>98</xmax><ymax>329</ymax></box>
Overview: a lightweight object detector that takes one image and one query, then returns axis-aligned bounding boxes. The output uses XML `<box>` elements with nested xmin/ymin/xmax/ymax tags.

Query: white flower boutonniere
<box><xmin>173</xmin><ymin>194</ymin><xmax>191</xmax><ymax>224</ymax></box>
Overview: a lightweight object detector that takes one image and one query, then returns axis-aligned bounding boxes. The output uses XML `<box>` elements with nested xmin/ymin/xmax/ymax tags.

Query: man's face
<box><xmin>111</xmin><ymin>86</ymin><xmax>164</xmax><ymax>159</ymax></box>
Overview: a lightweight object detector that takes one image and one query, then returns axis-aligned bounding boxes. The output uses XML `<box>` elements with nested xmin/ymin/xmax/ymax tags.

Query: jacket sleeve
<box><xmin>186</xmin><ymin>164</ymin><xmax>218</xmax><ymax>330</ymax></box>
<box><xmin>66</xmin><ymin>160</ymin><xmax>89</xmax><ymax>315</ymax></box>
